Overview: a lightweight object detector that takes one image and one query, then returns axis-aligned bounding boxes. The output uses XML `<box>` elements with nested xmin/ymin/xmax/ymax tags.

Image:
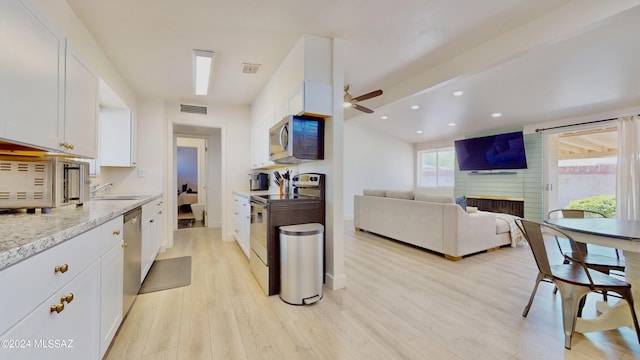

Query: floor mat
<box><xmin>139</xmin><ymin>256</ymin><xmax>192</xmax><ymax>294</ymax></box>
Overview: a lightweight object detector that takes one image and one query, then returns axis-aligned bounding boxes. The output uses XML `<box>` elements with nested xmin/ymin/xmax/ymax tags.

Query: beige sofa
<box><xmin>354</xmin><ymin>190</ymin><xmax>513</xmax><ymax>260</ymax></box>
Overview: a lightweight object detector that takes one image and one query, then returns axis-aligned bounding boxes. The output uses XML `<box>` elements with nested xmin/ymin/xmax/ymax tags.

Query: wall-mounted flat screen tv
<box><xmin>454</xmin><ymin>131</ymin><xmax>528</xmax><ymax>171</ymax></box>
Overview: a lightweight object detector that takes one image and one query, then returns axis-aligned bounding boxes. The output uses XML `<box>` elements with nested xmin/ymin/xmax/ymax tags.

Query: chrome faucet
<box><xmin>91</xmin><ymin>182</ymin><xmax>113</xmax><ymax>196</ymax></box>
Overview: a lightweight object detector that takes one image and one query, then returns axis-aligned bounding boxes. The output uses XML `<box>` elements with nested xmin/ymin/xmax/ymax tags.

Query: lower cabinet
<box><xmin>141</xmin><ymin>198</ymin><xmax>164</xmax><ymax>282</ymax></box>
<box><xmin>233</xmin><ymin>194</ymin><xmax>250</xmax><ymax>258</ymax></box>
<box><xmin>0</xmin><ymin>216</ymin><xmax>124</xmax><ymax>360</ymax></box>
<box><xmin>0</xmin><ymin>261</ymin><xmax>101</xmax><ymax>360</ymax></box>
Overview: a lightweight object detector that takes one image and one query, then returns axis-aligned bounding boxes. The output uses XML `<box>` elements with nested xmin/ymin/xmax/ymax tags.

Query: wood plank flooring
<box><xmin>105</xmin><ymin>223</ymin><xmax>640</xmax><ymax>360</ymax></box>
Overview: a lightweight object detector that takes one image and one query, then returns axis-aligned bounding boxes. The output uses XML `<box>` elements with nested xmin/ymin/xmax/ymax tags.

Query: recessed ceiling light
<box><xmin>448</xmin><ymin>122</ymin><xmax>456</xmax><ymax>127</ymax></box>
<box><xmin>491</xmin><ymin>112</ymin><xmax>502</xmax><ymax>118</ymax></box>
<box><xmin>453</xmin><ymin>91</ymin><xmax>464</xmax><ymax>96</ymax></box>
<box><xmin>411</xmin><ymin>105</ymin><xmax>420</xmax><ymax>110</ymax></box>
<box><xmin>416</xmin><ymin>130</ymin><xmax>423</xmax><ymax>134</ymax></box>
<box><xmin>381</xmin><ymin>115</ymin><xmax>388</xmax><ymax>120</ymax></box>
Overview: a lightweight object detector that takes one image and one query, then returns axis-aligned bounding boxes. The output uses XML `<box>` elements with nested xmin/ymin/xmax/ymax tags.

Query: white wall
<box><xmin>343</xmin><ymin>121</ymin><xmax>414</xmax><ymax>218</ymax></box>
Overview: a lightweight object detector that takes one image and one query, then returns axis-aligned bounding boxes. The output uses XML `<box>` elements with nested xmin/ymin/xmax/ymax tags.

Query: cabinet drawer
<box><xmin>142</xmin><ymin>198</ymin><xmax>162</xmax><ymax>222</ymax></box>
<box><xmin>100</xmin><ymin>216</ymin><xmax>123</xmax><ymax>255</ymax></box>
<box><xmin>0</xmin><ymin>227</ymin><xmax>100</xmax><ymax>335</ymax></box>
<box><xmin>0</xmin><ymin>261</ymin><xmax>101</xmax><ymax>359</ymax></box>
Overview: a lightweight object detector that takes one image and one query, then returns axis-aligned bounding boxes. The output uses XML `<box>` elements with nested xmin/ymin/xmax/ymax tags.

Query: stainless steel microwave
<box><xmin>269</xmin><ymin>115</ymin><xmax>324</xmax><ymax>164</ymax></box>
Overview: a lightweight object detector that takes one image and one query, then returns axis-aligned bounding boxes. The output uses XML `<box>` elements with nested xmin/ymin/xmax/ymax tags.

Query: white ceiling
<box><xmin>65</xmin><ymin>0</ymin><xmax>640</xmax><ymax>143</ymax></box>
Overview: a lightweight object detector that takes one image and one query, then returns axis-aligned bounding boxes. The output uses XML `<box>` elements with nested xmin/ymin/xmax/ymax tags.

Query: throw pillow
<box><xmin>455</xmin><ymin>195</ymin><xmax>467</xmax><ymax>211</ymax></box>
<box><xmin>466</xmin><ymin>206</ymin><xmax>478</xmax><ymax>213</ymax></box>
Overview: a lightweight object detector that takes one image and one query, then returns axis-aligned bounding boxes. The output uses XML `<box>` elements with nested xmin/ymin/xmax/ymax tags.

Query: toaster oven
<box><xmin>0</xmin><ymin>156</ymin><xmax>90</xmax><ymax>212</ymax></box>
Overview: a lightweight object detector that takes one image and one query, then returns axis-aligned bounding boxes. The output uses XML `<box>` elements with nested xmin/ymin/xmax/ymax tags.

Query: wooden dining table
<box><xmin>545</xmin><ymin>217</ymin><xmax>640</xmax><ymax>333</ymax></box>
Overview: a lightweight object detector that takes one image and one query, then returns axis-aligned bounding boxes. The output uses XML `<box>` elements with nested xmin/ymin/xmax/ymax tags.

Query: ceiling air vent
<box><xmin>241</xmin><ymin>63</ymin><xmax>261</xmax><ymax>74</ymax></box>
<box><xmin>180</xmin><ymin>104</ymin><xmax>207</xmax><ymax>115</ymax></box>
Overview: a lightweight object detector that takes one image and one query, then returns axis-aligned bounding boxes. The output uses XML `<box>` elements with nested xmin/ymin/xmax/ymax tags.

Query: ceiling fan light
<box><xmin>343</xmin><ymin>101</ymin><xmax>352</xmax><ymax>108</ymax></box>
<box><xmin>193</xmin><ymin>50</ymin><xmax>214</xmax><ymax>95</ymax></box>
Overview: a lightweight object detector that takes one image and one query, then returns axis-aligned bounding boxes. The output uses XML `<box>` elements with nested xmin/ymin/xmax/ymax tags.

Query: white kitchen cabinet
<box><xmin>0</xmin><ymin>0</ymin><xmax>64</xmax><ymax>149</ymax></box>
<box><xmin>99</xmin><ymin>216</ymin><xmax>124</xmax><ymax>358</ymax></box>
<box><xmin>141</xmin><ymin>198</ymin><xmax>164</xmax><ymax>282</ymax></box>
<box><xmin>0</xmin><ymin>261</ymin><xmax>101</xmax><ymax>360</ymax></box>
<box><xmin>100</xmin><ymin>108</ymin><xmax>137</xmax><ymax>167</ymax></box>
<box><xmin>233</xmin><ymin>194</ymin><xmax>250</xmax><ymax>258</ymax></box>
<box><xmin>0</xmin><ymin>0</ymin><xmax>98</xmax><ymax>158</ymax></box>
<box><xmin>288</xmin><ymin>80</ymin><xmax>332</xmax><ymax>117</ymax></box>
<box><xmin>63</xmin><ymin>40</ymin><xmax>98</xmax><ymax>158</ymax></box>
<box><xmin>250</xmin><ymin>114</ymin><xmax>273</xmax><ymax>169</ymax></box>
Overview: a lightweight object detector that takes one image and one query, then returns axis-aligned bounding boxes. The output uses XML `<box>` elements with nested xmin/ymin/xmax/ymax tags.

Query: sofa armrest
<box><xmin>442</xmin><ymin>204</ymin><xmax>497</xmax><ymax>257</ymax></box>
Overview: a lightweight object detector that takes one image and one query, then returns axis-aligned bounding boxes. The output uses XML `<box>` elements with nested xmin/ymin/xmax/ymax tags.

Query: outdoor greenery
<box><xmin>566</xmin><ymin>195</ymin><xmax>616</xmax><ymax>218</ymax></box>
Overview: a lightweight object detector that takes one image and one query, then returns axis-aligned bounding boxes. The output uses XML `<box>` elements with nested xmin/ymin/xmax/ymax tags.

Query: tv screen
<box><xmin>454</xmin><ymin>131</ymin><xmax>528</xmax><ymax>171</ymax></box>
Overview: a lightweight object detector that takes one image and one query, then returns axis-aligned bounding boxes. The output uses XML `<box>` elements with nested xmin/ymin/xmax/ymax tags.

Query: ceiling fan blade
<box><xmin>353</xmin><ymin>104</ymin><xmax>374</xmax><ymax>113</ymax></box>
<box><xmin>353</xmin><ymin>89</ymin><xmax>383</xmax><ymax>102</ymax></box>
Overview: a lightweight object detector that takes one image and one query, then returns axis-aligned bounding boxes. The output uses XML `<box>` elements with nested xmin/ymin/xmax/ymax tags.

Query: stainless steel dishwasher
<box><xmin>123</xmin><ymin>207</ymin><xmax>142</xmax><ymax>316</ymax></box>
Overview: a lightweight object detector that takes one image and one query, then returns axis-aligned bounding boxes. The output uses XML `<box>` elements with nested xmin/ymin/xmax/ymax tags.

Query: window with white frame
<box><xmin>418</xmin><ymin>147</ymin><xmax>454</xmax><ymax>188</ymax></box>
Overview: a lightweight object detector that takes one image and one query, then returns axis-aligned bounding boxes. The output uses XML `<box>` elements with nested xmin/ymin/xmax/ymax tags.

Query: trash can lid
<box><xmin>279</xmin><ymin>223</ymin><xmax>324</xmax><ymax>236</ymax></box>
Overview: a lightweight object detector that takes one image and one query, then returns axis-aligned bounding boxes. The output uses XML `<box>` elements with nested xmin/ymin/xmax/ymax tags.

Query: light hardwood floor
<box><xmin>105</xmin><ymin>223</ymin><xmax>640</xmax><ymax>360</ymax></box>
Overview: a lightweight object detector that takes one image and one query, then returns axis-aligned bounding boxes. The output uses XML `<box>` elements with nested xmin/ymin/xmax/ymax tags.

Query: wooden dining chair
<box><xmin>547</xmin><ymin>209</ymin><xmax>625</xmax><ymax>300</ymax></box>
<box><xmin>517</xmin><ymin>219</ymin><xmax>640</xmax><ymax>349</ymax></box>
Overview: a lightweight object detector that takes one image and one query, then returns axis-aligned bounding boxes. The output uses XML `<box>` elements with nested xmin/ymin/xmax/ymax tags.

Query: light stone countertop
<box><xmin>0</xmin><ymin>194</ymin><xmax>162</xmax><ymax>271</ymax></box>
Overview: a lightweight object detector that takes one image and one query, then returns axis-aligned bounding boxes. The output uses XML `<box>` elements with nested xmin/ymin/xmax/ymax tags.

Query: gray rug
<box><xmin>139</xmin><ymin>256</ymin><xmax>192</xmax><ymax>294</ymax></box>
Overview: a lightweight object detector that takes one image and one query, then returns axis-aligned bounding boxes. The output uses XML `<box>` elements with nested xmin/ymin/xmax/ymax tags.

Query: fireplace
<box><xmin>466</xmin><ymin>195</ymin><xmax>524</xmax><ymax>217</ymax></box>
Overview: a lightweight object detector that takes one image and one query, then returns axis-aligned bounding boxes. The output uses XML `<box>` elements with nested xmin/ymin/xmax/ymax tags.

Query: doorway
<box><xmin>176</xmin><ymin>137</ymin><xmax>207</xmax><ymax>229</ymax></box>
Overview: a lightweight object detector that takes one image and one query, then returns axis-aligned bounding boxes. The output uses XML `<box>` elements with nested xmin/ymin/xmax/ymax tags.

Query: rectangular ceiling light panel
<box><xmin>193</xmin><ymin>50</ymin><xmax>214</xmax><ymax>95</ymax></box>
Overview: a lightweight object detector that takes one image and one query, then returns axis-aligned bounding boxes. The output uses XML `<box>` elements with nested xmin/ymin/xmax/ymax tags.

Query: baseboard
<box><xmin>325</xmin><ymin>273</ymin><xmax>347</xmax><ymax>290</ymax></box>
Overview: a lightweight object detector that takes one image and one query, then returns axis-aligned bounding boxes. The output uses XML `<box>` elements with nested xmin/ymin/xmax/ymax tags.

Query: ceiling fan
<box><xmin>343</xmin><ymin>85</ymin><xmax>383</xmax><ymax>113</ymax></box>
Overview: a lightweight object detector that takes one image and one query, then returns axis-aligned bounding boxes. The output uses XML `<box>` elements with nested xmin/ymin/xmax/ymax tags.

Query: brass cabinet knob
<box><xmin>122</xmin><ymin>242</ymin><xmax>128</xmax><ymax>248</ymax></box>
<box><xmin>113</xmin><ymin>230</ymin><xmax>121</xmax><ymax>236</ymax></box>
<box><xmin>58</xmin><ymin>142</ymin><xmax>74</xmax><ymax>150</ymax></box>
<box><xmin>68</xmin><ymin>144</ymin><xmax>74</xmax><ymax>149</ymax></box>
<box><xmin>50</xmin><ymin>303</ymin><xmax>64</xmax><ymax>314</ymax></box>
<box><xmin>61</xmin><ymin>293</ymin><xmax>74</xmax><ymax>304</ymax></box>
<box><xmin>54</xmin><ymin>264</ymin><xmax>69</xmax><ymax>273</ymax></box>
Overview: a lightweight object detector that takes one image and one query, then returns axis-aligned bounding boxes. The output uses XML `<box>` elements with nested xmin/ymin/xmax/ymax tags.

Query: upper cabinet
<box><xmin>0</xmin><ymin>0</ymin><xmax>98</xmax><ymax>158</ymax></box>
<box><xmin>0</xmin><ymin>0</ymin><xmax>64</xmax><ymax>149</ymax></box>
<box><xmin>288</xmin><ymin>80</ymin><xmax>332</xmax><ymax>118</ymax></box>
<box><xmin>64</xmin><ymin>40</ymin><xmax>98</xmax><ymax>158</ymax></box>
<box><xmin>100</xmin><ymin>108</ymin><xmax>137</xmax><ymax>167</ymax></box>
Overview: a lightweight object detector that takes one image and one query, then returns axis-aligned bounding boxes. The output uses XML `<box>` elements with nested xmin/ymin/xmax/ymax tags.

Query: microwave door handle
<box><xmin>279</xmin><ymin>124</ymin><xmax>288</xmax><ymax>151</ymax></box>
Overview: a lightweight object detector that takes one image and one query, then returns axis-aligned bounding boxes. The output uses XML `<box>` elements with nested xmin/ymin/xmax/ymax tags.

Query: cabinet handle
<box><xmin>150</xmin><ymin>219</ymin><xmax>154</xmax><ymax>223</ymax></box>
<box><xmin>122</xmin><ymin>242</ymin><xmax>128</xmax><ymax>248</ymax></box>
<box><xmin>61</xmin><ymin>293</ymin><xmax>74</xmax><ymax>304</ymax></box>
<box><xmin>159</xmin><ymin>211</ymin><xmax>162</xmax><ymax>214</ymax></box>
<box><xmin>50</xmin><ymin>303</ymin><xmax>65</xmax><ymax>314</ymax></box>
<box><xmin>58</xmin><ymin>142</ymin><xmax>75</xmax><ymax>150</ymax></box>
<box><xmin>54</xmin><ymin>264</ymin><xmax>69</xmax><ymax>274</ymax></box>
<box><xmin>113</xmin><ymin>230</ymin><xmax>121</xmax><ymax>236</ymax></box>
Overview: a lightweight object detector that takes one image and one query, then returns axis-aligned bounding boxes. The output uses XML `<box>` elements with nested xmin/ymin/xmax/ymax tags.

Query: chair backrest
<box><xmin>517</xmin><ymin>219</ymin><xmax>553</xmax><ymax>276</ymax></box>
<box><xmin>547</xmin><ymin>209</ymin><xmax>606</xmax><ymax>219</ymax></box>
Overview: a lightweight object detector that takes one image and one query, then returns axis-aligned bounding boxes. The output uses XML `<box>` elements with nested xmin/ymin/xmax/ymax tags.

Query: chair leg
<box><xmin>523</xmin><ymin>273</ymin><xmax>545</xmax><ymax>317</ymax></box>
<box><xmin>616</xmin><ymin>288</ymin><xmax>640</xmax><ymax>345</ymax></box>
<box><xmin>555</xmin><ymin>282</ymin><xmax>591</xmax><ymax>350</ymax></box>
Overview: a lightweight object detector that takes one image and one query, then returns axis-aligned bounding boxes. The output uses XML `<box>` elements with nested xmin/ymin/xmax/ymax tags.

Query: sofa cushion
<box><xmin>385</xmin><ymin>190</ymin><xmax>414</xmax><ymax>200</ymax></box>
<box><xmin>414</xmin><ymin>193</ymin><xmax>454</xmax><ymax>203</ymax></box>
<box><xmin>363</xmin><ymin>189</ymin><xmax>386</xmax><ymax>197</ymax></box>
<box><xmin>455</xmin><ymin>195</ymin><xmax>467</xmax><ymax>211</ymax></box>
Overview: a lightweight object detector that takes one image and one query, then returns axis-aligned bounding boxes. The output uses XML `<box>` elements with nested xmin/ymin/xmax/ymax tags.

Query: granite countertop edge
<box><xmin>0</xmin><ymin>193</ymin><xmax>162</xmax><ymax>271</ymax></box>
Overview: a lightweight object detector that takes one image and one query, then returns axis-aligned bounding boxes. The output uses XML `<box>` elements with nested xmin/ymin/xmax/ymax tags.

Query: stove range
<box><xmin>249</xmin><ymin>173</ymin><xmax>325</xmax><ymax>296</ymax></box>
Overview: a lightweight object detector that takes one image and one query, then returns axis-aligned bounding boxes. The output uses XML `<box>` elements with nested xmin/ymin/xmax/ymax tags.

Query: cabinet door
<box><xmin>100</xmin><ymin>241</ymin><xmax>123</xmax><ymax>358</ymax></box>
<box><xmin>64</xmin><ymin>40</ymin><xmax>98</xmax><ymax>158</ymax></box>
<box><xmin>0</xmin><ymin>0</ymin><xmax>63</xmax><ymax>148</ymax></box>
<box><xmin>0</xmin><ymin>261</ymin><xmax>101</xmax><ymax>360</ymax></box>
<box><xmin>141</xmin><ymin>216</ymin><xmax>152</xmax><ymax>282</ymax></box>
<box><xmin>100</xmin><ymin>108</ymin><xmax>135</xmax><ymax>167</ymax></box>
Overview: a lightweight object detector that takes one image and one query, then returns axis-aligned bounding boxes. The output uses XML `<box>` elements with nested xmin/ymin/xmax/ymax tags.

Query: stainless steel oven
<box><xmin>249</xmin><ymin>200</ymin><xmax>269</xmax><ymax>294</ymax></box>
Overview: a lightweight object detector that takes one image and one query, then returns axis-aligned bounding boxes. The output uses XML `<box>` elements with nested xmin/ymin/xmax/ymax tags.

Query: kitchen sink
<box><xmin>91</xmin><ymin>195</ymin><xmax>149</xmax><ymax>200</ymax></box>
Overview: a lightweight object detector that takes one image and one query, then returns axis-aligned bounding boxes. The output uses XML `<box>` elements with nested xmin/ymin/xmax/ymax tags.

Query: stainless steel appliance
<box><xmin>123</xmin><ymin>207</ymin><xmax>142</xmax><ymax>316</ymax></box>
<box><xmin>250</xmin><ymin>173</ymin><xmax>325</xmax><ymax>295</ymax></box>
<box><xmin>55</xmin><ymin>158</ymin><xmax>90</xmax><ymax>207</ymax></box>
<box><xmin>249</xmin><ymin>172</ymin><xmax>269</xmax><ymax>191</ymax></box>
<box><xmin>0</xmin><ymin>156</ymin><xmax>90</xmax><ymax>212</ymax></box>
<box><xmin>269</xmin><ymin>115</ymin><xmax>324</xmax><ymax>164</ymax></box>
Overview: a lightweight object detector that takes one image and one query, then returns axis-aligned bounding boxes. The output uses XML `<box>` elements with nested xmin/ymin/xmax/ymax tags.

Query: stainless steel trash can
<box><xmin>279</xmin><ymin>223</ymin><xmax>324</xmax><ymax>305</ymax></box>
